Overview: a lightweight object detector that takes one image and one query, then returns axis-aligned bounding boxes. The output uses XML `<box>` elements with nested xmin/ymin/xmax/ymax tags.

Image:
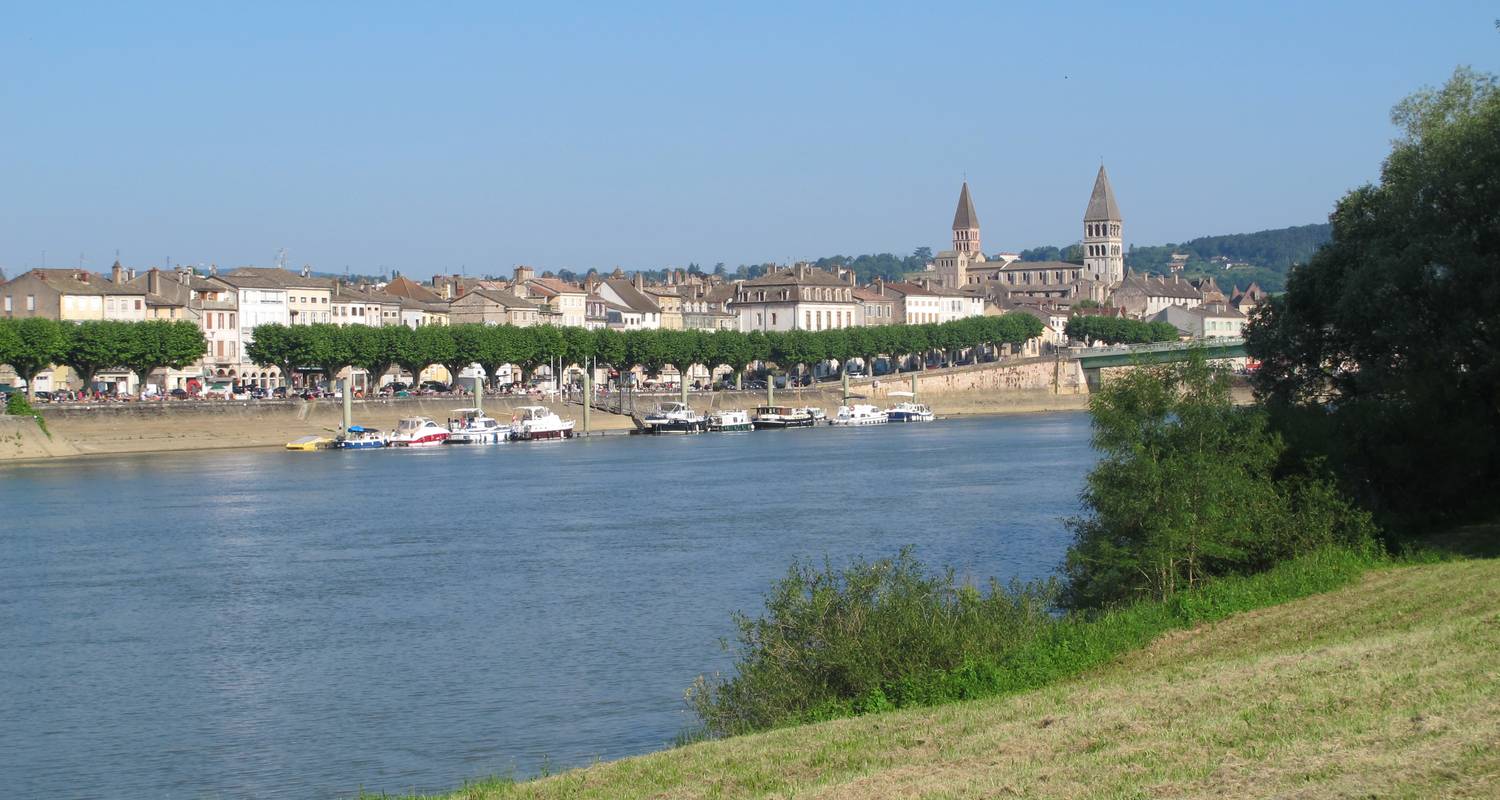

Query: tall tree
<box><xmin>120</xmin><ymin>320</ymin><xmax>206</xmax><ymax>390</ymax></box>
<box><xmin>1</xmin><ymin>318</ymin><xmax>69</xmax><ymax>400</ymax></box>
<box><xmin>347</xmin><ymin>324</ymin><xmax>397</xmax><ymax>390</ymax></box>
<box><xmin>63</xmin><ymin>320</ymin><xmax>130</xmax><ymax>393</ymax></box>
<box><xmin>1248</xmin><ymin>67</ymin><xmax>1500</xmax><ymax>527</ymax></box>
<box><xmin>245</xmin><ymin>323</ymin><xmax>312</xmax><ymax>389</ymax></box>
<box><xmin>304</xmin><ymin>324</ymin><xmax>355</xmax><ymax>390</ymax></box>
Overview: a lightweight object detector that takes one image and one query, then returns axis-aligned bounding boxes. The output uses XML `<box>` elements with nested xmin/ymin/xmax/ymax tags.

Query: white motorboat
<box><xmin>446</xmin><ymin>407</ymin><xmax>509</xmax><ymax>444</ymax></box>
<box><xmin>642</xmin><ymin>402</ymin><xmax>705</xmax><ymax>434</ymax></box>
<box><xmin>705</xmin><ymin>409</ymin><xmax>753</xmax><ymax>432</ymax></box>
<box><xmin>830</xmin><ymin>403</ymin><xmax>889</xmax><ymax>426</ymax></box>
<box><xmin>752</xmin><ymin>405</ymin><xmax>816</xmax><ymax>429</ymax></box>
<box><xmin>884</xmin><ymin>392</ymin><xmax>935</xmax><ymax>423</ymax></box>
<box><xmin>389</xmin><ymin>416</ymin><xmax>451</xmax><ymax>447</ymax></box>
<box><xmin>510</xmin><ymin>405</ymin><xmax>575</xmax><ymax>441</ymax></box>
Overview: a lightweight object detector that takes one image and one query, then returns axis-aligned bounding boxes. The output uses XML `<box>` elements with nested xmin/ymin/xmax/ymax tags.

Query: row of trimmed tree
<box><xmin>243</xmin><ymin>314</ymin><xmax>1047</xmax><ymax>391</ymax></box>
<box><xmin>0</xmin><ymin>318</ymin><xmax>207</xmax><ymax>400</ymax></box>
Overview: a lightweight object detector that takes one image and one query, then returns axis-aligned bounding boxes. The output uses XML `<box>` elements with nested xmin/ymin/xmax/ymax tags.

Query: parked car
<box><xmin>419</xmin><ymin>380</ymin><xmax>450</xmax><ymax>393</ymax></box>
<box><xmin>272</xmin><ymin>386</ymin><xmax>289</xmax><ymax>399</ymax></box>
<box><xmin>169</xmin><ymin>388</ymin><xmax>190</xmax><ymax>400</ymax></box>
<box><xmin>32</xmin><ymin>391</ymin><xmax>56</xmax><ymax>402</ymax></box>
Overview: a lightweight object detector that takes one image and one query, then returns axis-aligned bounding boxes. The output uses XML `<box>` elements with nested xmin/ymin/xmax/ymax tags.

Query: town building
<box><xmin>596</xmin><ymin>275</ymin><xmax>663</xmax><ymax>329</ymax></box>
<box><xmin>852</xmin><ymin>285</ymin><xmax>897</xmax><ymax>326</ymax></box>
<box><xmin>448</xmin><ymin>288</ymin><xmax>542</xmax><ymax>326</ymax></box>
<box><xmin>734</xmin><ymin>264</ymin><xmax>858</xmax><ymax>332</ymax></box>
<box><xmin>1112</xmin><ymin>271</ymin><xmax>1204</xmax><ymax>318</ymax></box>
<box><xmin>1154</xmin><ymin>301</ymin><xmax>1246</xmax><ymax>338</ymax></box>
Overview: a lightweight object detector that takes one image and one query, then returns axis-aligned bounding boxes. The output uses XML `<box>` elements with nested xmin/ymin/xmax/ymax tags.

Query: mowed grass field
<box><xmin>389</xmin><ymin>558</ymin><xmax>1500</xmax><ymax>799</ymax></box>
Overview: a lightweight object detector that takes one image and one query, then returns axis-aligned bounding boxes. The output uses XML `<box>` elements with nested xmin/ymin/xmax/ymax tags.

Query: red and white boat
<box><xmin>389</xmin><ymin>416</ymin><xmax>451</xmax><ymax>447</ymax></box>
<box><xmin>510</xmin><ymin>405</ymin><xmax>575</xmax><ymax>441</ymax></box>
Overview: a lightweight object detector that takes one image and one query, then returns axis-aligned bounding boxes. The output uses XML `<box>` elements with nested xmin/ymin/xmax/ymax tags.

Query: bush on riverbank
<box><xmin>1062</xmin><ymin>352</ymin><xmax>1378</xmax><ymax>609</ymax></box>
<box><xmin>688</xmin><ymin>544</ymin><xmax>1384</xmax><ymax>736</ymax></box>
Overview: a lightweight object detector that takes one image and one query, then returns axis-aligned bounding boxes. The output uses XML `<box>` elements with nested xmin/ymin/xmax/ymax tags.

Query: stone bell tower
<box><xmin>1083</xmin><ymin>165</ymin><xmax>1124</xmax><ymax>285</ymax></box>
<box><xmin>952</xmin><ymin>181</ymin><xmax>981</xmax><ymax>257</ymax></box>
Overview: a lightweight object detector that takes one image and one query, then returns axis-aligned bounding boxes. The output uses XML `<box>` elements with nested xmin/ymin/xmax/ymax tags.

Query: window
<box><xmin>771</xmin><ymin>312</ymin><xmax>777</xmax><ymax>326</ymax></box>
<box><xmin>2</xmin><ymin>296</ymin><xmax>8</xmax><ymax>311</ymax></box>
<box><xmin>27</xmin><ymin>295</ymin><xmax>35</xmax><ymax>311</ymax></box>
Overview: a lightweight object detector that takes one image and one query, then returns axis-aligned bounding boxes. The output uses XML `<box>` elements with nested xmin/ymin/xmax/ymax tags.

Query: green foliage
<box><xmin>688</xmin><ymin>549</ymin><xmax>1058</xmax><ymax>737</ymax></box>
<box><xmin>1063</xmin><ymin>315</ymin><xmax>1178</xmax><ymax>345</ymax></box>
<box><xmin>0</xmin><ymin>318</ymin><xmax>70</xmax><ymax>398</ymax></box>
<box><xmin>1062</xmin><ymin>353</ymin><xmax>1376</xmax><ymax>609</ymax></box>
<box><xmin>1247</xmin><ymin>67</ymin><xmax>1500</xmax><ymax>531</ymax></box>
<box><xmin>119</xmin><ymin>320</ymin><xmax>206</xmax><ymax>385</ymax></box>
<box><xmin>689</xmin><ymin>544</ymin><xmax>1383</xmax><ymax>738</ymax></box>
<box><xmin>63</xmin><ymin>320</ymin><xmax>132</xmax><ymax>390</ymax></box>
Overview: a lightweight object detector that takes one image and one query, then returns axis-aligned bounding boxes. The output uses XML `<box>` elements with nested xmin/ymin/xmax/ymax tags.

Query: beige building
<box><xmin>449</xmin><ymin>288</ymin><xmax>541</xmax><ymax>326</ymax></box>
<box><xmin>734</xmin><ymin>265</ymin><xmax>858</xmax><ymax>332</ymax></box>
<box><xmin>852</xmin><ymin>285</ymin><xmax>897</xmax><ymax>326</ymax></box>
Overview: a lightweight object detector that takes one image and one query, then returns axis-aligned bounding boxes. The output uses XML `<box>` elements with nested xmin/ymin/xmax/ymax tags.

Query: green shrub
<box><xmin>1061</xmin><ymin>353</ymin><xmax>1377</xmax><ymax>609</ymax></box>
<box><xmin>689</xmin><ymin>546</ymin><xmax>1383</xmax><ymax>738</ymax></box>
<box><xmin>5</xmin><ymin>391</ymin><xmax>48</xmax><ymax>436</ymax></box>
<box><xmin>687</xmin><ymin>549</ymin><xmax>1057</xmax><ymax>737</ymax></box>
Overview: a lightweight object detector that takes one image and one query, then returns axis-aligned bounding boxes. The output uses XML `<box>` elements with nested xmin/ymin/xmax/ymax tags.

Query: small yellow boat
<box><xmin>285</xmin><ymin>435</ymin><xmax>330</xmax><ymax>451</ymax></box>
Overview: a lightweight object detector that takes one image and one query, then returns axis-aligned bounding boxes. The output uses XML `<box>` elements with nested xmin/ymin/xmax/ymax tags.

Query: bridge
<box><xmin>1071</xmin><ymin>337</ymin><xmax>1247</xmax><ymax>370</ymax></box>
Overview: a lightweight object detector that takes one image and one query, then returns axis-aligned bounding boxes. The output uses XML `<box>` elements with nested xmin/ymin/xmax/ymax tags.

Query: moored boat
<box><xmin>795</xmin><ymin>406</ymin><xmax>827</xmax><ymax>423</ymax></box>
<box><xmin>642</xmin><ymin>402</ymin><xmax>705</xmax><ymax>434</ymax></box>
<box><xmin>752</xmin><ymin>405</ymin><xmax>816</xmax><ymax>429</ymax></box>
<box><xmin>705</xmin><ymin>409</ymin><xmax>753</xmax><ymax>432</ymax></box>
<box><xmin>830</xmin><ymin>403</ymin><xmax>888</xmax><ymax>426</ymax></box>
<box><xmin>884</xmin><ymin>392</ymin><xmax>934</xmax><ymax>423</ymax></box>
<box><xmin>336</xmin><ymin>425</ymin><xmax>389</xmax><ymax>449</ymax></box>
<box><xmin>446</xmin><ymin>408</ymin><xmax>509</xmax><ymax>444</ymax></box>
<box><xmin>389</xmin><ymin>416</ymin><xmax>451</xmax><ymax>447</ymax></box>
<box><xmin>285</xmin><ymin>434</ymin><xmax>331</xmax><ymax>451</ymax></box>
<box><xmin>511</xmin><ymin>405</ymin><xmax>575</xmax><ymax>441</ymax></box>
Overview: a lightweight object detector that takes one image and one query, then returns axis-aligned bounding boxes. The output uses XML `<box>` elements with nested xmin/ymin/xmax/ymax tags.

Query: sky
<box><xmin>2</xmin><ymin>1</ymin><xmax>1497</xmax><ymax>277</ymax></box>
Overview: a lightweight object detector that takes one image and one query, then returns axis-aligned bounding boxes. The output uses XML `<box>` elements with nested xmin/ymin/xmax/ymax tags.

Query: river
<box><xmin>0</xmin><ymin>412</ymin><xmax>1094</xmax><ymax>799</ymax></box>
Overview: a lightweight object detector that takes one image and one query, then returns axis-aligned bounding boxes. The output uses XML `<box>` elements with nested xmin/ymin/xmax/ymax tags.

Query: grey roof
<box><xmin>952</xmin><ymin>181</ymin><xmax>979</xmax><ymax>230</ymax></box>
<box><xmin>461</xmin><ymin>288</ymin><xmax>538</xmax><ymax>310</ymax></box>
<box><xmin>1118</xmin><ymin>271</ymin><xmax>1201</xmax><ymax>299</ymax></box>
<box><xmin>603</xmin><ymin>278</ymin><xmax>663</xmax><ymax>314</ymax></box>
<box><xmin>212</xmin><ymin>272</ymin><xmax>285</xmax><ymax>290</ymax></box>
<box><xmin>741</xmin><ymin>267</ymin><xmax>849</xmax><ymax>288</ymax></box>
<box><xmin>1084</xmin><ymin>165</ymin><xmax>1121</xmax><ymax>221</ymax></box>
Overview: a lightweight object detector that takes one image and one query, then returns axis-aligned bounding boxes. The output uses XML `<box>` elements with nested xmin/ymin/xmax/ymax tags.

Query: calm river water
<box><xmin>0</xmin><ymin>412</ymin><xmax>1094</xmax><ymax>799</ymax></box>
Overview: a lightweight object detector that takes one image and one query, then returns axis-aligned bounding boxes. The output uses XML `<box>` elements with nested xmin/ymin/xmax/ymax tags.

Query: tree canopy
<box><xmin>1247</xmin><ymin>67</ymin><xmax>1500</xmax><ymax>529</ymax></box>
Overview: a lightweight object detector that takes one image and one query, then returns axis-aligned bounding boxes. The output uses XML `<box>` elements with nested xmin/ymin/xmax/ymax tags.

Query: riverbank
<box><xmin>387</xmin><ymin>553</ymin><xmax>1499</xmax><ymax>799</ymax></box>
<box><xmin>1</xmin><ymin>385</ymin><xmax>1093</xmax><ymax>461</ymax></box>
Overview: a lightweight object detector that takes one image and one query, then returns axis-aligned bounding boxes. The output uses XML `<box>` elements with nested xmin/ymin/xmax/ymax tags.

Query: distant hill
<box><xmin>1017</xmin><ymin>223</ymin><xmax>1331</xmax><ymax>293</ymax></box>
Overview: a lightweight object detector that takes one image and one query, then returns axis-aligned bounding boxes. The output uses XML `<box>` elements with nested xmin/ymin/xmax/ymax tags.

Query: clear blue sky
<box><xmin>2</xmin><ymin>1</ymin><xmax>1496</xmax><ymax>277</ymax></box>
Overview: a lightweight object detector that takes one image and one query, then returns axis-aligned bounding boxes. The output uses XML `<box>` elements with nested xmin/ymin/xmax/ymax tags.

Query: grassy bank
<box><xmin>370</xmin><ymin>548</ymin><xmax>1498</xmax><ymax>799</ymax></box>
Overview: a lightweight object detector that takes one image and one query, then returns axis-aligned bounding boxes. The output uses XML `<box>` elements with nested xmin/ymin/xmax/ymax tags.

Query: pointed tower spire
<box><xmin>1084</xmin><ymin>165</ymin><xmax>1121</xmax><ymax>221</ymax></box>
<box><xmin>1082</xmin><ymin>165</ymin><xmax>1124</xmax><ymax>285</ymax></box>
<box><xmin>952</xmin><ymin>181</ymin><xmax>979</xmax><ymax>230</ymax></box>
<box><xmin>951</xmin><ymin>181</ymin><xmax>981</xmax><ymax>257</ymax></box>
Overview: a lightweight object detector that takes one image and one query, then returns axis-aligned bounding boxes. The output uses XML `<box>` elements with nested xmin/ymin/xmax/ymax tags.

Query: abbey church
<box><xmin>929</xmin><ymin>167</ymin><xmax>1125</xmax><ymax>305</ymax></box>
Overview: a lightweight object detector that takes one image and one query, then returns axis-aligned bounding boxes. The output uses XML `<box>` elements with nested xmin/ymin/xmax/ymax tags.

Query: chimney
<box><xmin>794</xmin><ymin>263</ymin><xmax>807</xmax><ymax>280</ymax></box>
<box><xmin>148</xmin><ymin>267</ymin><xmax>161</xmax><ymax>296</ymax></box>
<box><xmin>514</xmin><ymin>265</ymin><xmax>534</xmax><ymax>284</ymax></box>
<box><xmin>128</xmin><ymin>269</ymin><xmax>137</xmax><ymax>281</ymax></box>
<box><xmin>633</xmin><ymin>272</ymin><xmax>644</xmax><ymax>290</ymax></box>
<box><xmin>301</xmin><ymin>264</ymin><xmax>311</xmax><ymax>278</ymax></box>
<box><xmin>874</xmin><ymin>277</ymin><xmax>885</xmax><ymax>296</ymax></box>
<box><xmin>111</xmin><ymin>260</ymin><xmax>124</xmax><ymax>284</ymax></box>
<box><xmin>209</xmin><ymin>263</ymin><xmax>218</xmax><ymax>276</ymax></box>
<box><xmin>846</xmin><ymin>269</ymin><xmax>856</xmax><ymax>286</ymax></box>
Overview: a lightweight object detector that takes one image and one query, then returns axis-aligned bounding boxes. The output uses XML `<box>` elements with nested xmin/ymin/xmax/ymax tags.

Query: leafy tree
<box><xmin>121</xmin><ymin>320</ymin><xmax>206</xmax><ymax>390</ymax></box>
<box><xmin>63</xmin><ymin>320</ymin><xmax>131</xmax><ymax>392</ymax></box>
<box><xmin>1062</xmin><ymin>352</ymin><xmax>1374</xmax><ymax>609</ymax></box>
<box><xmin>1064</xmin><ymin>316</ymin><xmax>1178</xmax><ymax>345</ymax></box>
<box><xmin>245</xmin><ymin>323</ymin><xmax>312</xmax><ymax>388</ymax></box>
<box><xmin>304</xmin><ymin>324</ymin><xmax>355</xmax><ymax>390</ymax></box>
<box><xmin>347</xmin><ymin>324</ymin><xmax>397</xmax><ymax>389</ymax></box>
<box><xmin>440</xmin><ymin>325</ymin><xmax>484</xmax><ymax>390</ymax></box>
<box><xmin>591</xmin><ymin>328</ymin><xmax>627</xmax><ymax>388</ymax></box>
<box><xmin>0</xmin><ymin>318</ymin><xmax>69</xmax><ymax>400</ymax></box>
<box><xmin>1248</xmin><ymin>67</ymin><xmax>1500</xmax><ymax>528</ymax></box>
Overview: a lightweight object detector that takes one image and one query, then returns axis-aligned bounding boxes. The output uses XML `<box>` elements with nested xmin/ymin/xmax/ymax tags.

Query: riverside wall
<box><xmin>5</xmin><ymin>357</ymin><xmax>1093</xmax><ymax>461</ymax></box>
